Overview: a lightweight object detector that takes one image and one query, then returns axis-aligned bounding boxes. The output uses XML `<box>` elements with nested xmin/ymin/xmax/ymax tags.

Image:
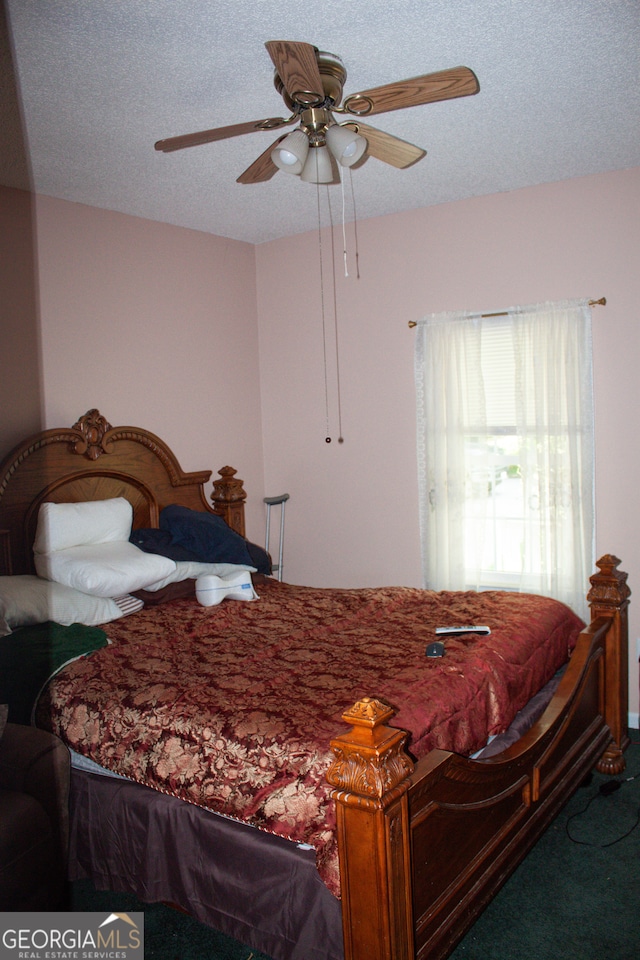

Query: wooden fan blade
<box><xmin>345</xmin><ymin>121</ymin><xmax>426</xmax><ymax>169</ymax></box>
<box><xmin>265</xmin><ymin>40</ymin><xmax>325</xmax><ymax>106</ymax></box>
<box><xmin>343</xmin><ymin>66</ymin><xmax>479</xmax><ymax>117</ymax></box>
<box><xmin>236</xmin><ymin>136</ymin><xmax>284</xmax><ymax>184</ymax></box>
<box><xmin>155</xmin><ymin>116</ymin><xmax>291</xmax><ymax>153</ymax></box>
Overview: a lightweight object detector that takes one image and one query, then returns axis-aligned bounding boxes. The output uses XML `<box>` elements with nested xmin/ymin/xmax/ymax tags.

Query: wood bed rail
<box><xmin>330</xmin><ymin>555</ymin><xmax>629</xmax><ymax>960</ymax></box>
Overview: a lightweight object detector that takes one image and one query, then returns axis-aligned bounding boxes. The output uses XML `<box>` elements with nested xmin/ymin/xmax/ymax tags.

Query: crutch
<box><xmin>263</xmin><ymin>493</ymin><xmax>289</xmax><ymax>581</ymax></box>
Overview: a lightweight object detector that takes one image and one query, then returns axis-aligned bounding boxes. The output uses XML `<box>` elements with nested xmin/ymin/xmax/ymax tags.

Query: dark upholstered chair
<box><xmin>0</xmin><ymin>710</ymin><xmax>70</xmax><ymax>910</ymax></box>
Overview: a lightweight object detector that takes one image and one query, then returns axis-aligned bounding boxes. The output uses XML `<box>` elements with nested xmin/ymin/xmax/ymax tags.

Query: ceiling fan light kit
<box><xmin>154</xmin><ymin>40</ymin><xmax>479</xmax><ymax>186</ymax></box>
<box><xmin>273</xmin><ymin>124</ymin><xmax>366</xmax><ymax>182</ymax></box>
<box><xmin>300</xmin><ymin>144</ymin><xmax>335</xmax><ymax>183</ymax></box>
<box><xmin>271</xmin><ymin>128</ymin><xmax>309</xmax><ymax>173</ymax></box>
<box><xmin>325</xmin><ymin>123</ymin><xmax>367</xmax><ymax>167</ymax></box>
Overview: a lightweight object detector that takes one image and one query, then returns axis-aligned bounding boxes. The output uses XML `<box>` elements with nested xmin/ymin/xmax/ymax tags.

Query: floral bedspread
<box><xmin>39</xmin><ymin>577</ymin><xmax>583</xmax><ymax>896</ymax></box>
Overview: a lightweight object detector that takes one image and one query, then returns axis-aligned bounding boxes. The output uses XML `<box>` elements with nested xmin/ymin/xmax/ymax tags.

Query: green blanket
<box><xmin>0</xmin><ymin>621</ymin><xmax>108</xmax><ymax>725</ymax></box>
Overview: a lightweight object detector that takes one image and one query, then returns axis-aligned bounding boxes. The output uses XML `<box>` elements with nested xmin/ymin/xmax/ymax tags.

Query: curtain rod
<box><xmin>408</xmin><ymin>297</ymin><xmax>606</xmax><ymax>328</ymax></box>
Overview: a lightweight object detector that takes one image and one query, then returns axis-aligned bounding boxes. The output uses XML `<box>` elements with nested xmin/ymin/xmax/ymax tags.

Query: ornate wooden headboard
<box><xmin>0</xmin><ymin>409</ymin><xmax>246</xmax><ymax>577</ymax></box>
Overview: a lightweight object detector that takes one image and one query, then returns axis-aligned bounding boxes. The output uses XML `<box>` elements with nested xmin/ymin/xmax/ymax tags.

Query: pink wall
<box><xmin>256</xmin><ymin>167</ymin><xmax>640</xmax><ymax>720</ymax></box>
<box><xmin>34</xmin><ymin>196</ymin><xmax>266</xmax><ymax>539</ymax></box>
<box><xmin>0</xmin><ymin>186</ymin><xmax>42</xmax><ymax>454</ymax></box>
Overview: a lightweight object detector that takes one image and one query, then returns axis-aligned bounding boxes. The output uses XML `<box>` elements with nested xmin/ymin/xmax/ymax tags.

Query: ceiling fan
<box><xmin>154</xmin><ymin>40</ymin><xmax>479</xmax><ymax>185</ymax></box>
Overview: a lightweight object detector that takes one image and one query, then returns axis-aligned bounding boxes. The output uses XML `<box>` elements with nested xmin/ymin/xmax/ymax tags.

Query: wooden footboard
<box><xmin>328</xmin><ymin>556</ymin><xmax>629</xmax><ymax>960</ymax></box>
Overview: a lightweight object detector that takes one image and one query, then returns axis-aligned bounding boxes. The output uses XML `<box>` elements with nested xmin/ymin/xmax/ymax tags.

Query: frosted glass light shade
<box><xmin>326</xmin><ymin>124</ymin><xmax>367</xmax><ymax>167</ymax></box>
<box><xmin>271</xmin><ymin>130</ymin><xmax>309</xmax><ymax>175</ymax></box>
<box><xmin>300</xmin><ymin>145</ymin><xmax>334</xmax><ymax>183</ymax></box>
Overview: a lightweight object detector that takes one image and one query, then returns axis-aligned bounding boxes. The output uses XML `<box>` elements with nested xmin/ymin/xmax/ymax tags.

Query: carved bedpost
<box><xmin>588</xmin><ymin>554</ymin><xmax>630</xmax><ymax>774</ymax></box>
<box><xmin>210</xmin><ymin>466</ymin><xmax>246</xmax><ymax>537</ymax></box>
<box><xmin>327</xmin><ymin>698</ymin><xmax>415</xmax><ymax>960</ymax></box>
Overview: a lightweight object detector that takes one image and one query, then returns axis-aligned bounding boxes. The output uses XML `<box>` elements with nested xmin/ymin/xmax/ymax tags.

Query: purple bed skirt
<box><xmin>67</xmin><ymin>671</ymin><xmax>562</xmax><ymax>960</ymax></box>
<box><xmin>69</xmin><ymin>769</ymin><xmax>344</xmax><ymax>960</ymax></box>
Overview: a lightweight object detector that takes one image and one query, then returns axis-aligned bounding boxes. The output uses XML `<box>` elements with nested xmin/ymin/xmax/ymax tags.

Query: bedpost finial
<box><xmin>328</xmin><ymin>698</ymin><xmax>414</xmax><ymax>800</ymax></box>
<box><xmin>588</xmin><ymin>554</ymin><xmax>631</xmax><ymax>609</ymax></box>
<box><xmin>211</xmin><ymin>466</ymin><xmax>247</xmax><ymax>537</ymax></box>
<box><xmin>211</xmin><ymin>466</ymin><xmax>247</xmax><ymax>504</ymax></box>
<box><xmin>342</xmin><ymin>696</ymin><xmax>395</xmax><ymax>728</ymax></box>
<box><xmin>595</xmin><ymin>554</ymin><xmax>622</xmax><ymax>576</ymax></box>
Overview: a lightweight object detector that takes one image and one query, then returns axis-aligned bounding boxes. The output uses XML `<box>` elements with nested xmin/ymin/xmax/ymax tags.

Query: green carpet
<box><xmin>449</xmin><ymin>730</ymin><xmax>640</xmax><ymax>960</ymax></box>
<box><xmin>70</xmin><ymin>880</ymin><xmax>271</xmax><ymax>960</ymax></box>
<box><xmin>71</xmin><ymin>731</ymin><xmax>640</xmax><ymax>960</ymax></box>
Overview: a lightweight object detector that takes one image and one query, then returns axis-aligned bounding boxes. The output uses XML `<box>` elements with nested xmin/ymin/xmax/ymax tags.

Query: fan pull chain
<box><xmin>348</xmin><ymin>168</ymin><xmax>361</xmax><ymax>280</ymax></box>
<box><xmin>340</xmin><ymin>172</ymin><xmax>349</xmax><ymax>277</ymax></box>
<box><xmin>326</xmin><ymin>188</ymin><xmax>344</xmax><ymax>444</ymax></box>
<box><xmin>314</xmin><ymin>164</ymin><xmax>361</xmax><ymax>445</ymax></box>
<box><xmin>316</xmin><ymin>180</ymin><xmax>331</xmax><ymax>443</ymax></box>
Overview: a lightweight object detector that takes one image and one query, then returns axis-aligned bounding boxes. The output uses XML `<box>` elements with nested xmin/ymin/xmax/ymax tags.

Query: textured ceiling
<box><xmin>3</xmin><ymin>0</ymin><xmax>640</xmax><ymax>244</ymax></box>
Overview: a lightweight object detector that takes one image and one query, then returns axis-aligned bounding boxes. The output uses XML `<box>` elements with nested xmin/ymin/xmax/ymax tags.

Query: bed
<box><xmin>0</xmin><ymin>409</ymin><xmax>629</xmax><ymax>960</ymax></box>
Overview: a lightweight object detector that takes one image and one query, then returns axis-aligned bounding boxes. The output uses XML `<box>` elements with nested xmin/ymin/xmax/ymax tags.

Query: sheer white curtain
<box><xmin>414</xmin><ymin>299</ymin><xmax>594</xmax><ymax>617</ymax></box>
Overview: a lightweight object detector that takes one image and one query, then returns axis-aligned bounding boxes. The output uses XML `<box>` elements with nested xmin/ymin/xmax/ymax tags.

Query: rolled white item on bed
<box><xmin>195</xmin><ymin>571</ymin><xmax>258</xmax><ymax>606</ymax></box>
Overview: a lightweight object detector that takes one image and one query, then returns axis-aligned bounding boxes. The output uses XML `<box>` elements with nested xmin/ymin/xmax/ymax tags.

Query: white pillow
<box><xmin>195</xmin><ymin>570</ymin><xmax>258</xmax><ymax>606</ymax></box>
<box><xmin>34</xmin><ymin>542</ymin><xmax>176</xmax><ymax>598</ymax></box>
<box><xmin>144</xmin><ymin>559</ymin><xmax>256</xmax><ymax>592</ymax></box>
<box><xmin>0</xmin><ymin>575</ymin><xmax>129</xmax><ymax>634</ymax></box>
<box><xmin>34</xmin><ymin>498</ymin><xmax>133</xmax><ymax>554</ymax></box>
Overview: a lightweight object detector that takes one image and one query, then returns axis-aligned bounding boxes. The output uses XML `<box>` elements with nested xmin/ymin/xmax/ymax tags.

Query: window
<box><xmin>414</xmin><ymin>300</ymin><xmax>594</xmax><ymax>617</ymax></box>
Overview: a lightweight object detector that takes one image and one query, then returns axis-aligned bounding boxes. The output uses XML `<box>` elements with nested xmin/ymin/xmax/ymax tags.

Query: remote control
<box><xmin>435</xmin><ymin>625</ymin><xmax>491</xmax><ymax>636</ymax></box>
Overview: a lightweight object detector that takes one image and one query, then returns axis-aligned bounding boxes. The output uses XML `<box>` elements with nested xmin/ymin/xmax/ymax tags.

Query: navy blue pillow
<box><xmin>129</xmin><ymin>528</ymin><xmax>194</xmax><ymax>561</ymax></box>
<box><xmin>159</xmin><ymin>505</ymin><xmax>271</xmax><ymax>574</ymax></box>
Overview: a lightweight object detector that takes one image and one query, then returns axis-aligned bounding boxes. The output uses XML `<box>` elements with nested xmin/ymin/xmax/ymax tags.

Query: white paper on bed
<box><xmin>195</xmin><ymin>570</ymin><xmax>258</xmax><ymax>606</ymax></box>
